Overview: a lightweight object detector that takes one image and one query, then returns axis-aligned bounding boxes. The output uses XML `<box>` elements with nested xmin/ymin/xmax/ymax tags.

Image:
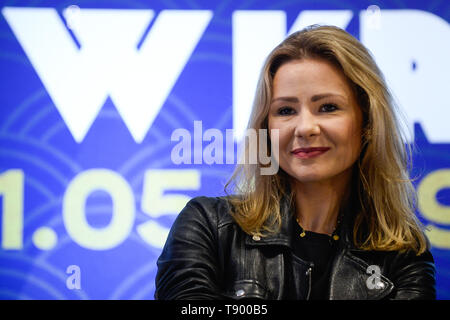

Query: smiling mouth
<box><xmin>291</xmin><ymin>147</ymin><xmax>330</xmax><ymax>159</ymax></box>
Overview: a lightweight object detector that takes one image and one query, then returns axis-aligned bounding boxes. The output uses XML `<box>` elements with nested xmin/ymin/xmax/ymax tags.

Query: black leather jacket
<box><xmin>155</xmin><ymin>195</ymin><xmax>436</xmax><ymax>300</ymax></box>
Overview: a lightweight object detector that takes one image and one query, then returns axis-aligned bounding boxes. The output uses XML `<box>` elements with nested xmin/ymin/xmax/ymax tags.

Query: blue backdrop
<box><xmin>0</xmin><ymin>0</ymin><xmax>449</xmax><ymax>300</ymax></box>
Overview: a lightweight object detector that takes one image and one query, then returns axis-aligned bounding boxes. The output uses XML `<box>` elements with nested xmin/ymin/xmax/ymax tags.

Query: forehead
<box><xmin>272</xmin><ymin>58</ymin><xmax>353</xmax><ymax>98</ymax></box>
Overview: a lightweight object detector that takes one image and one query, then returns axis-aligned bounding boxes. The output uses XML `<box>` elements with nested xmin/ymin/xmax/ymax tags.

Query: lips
<box><xmin>291</xmin><ymin>147</ymin><xmax>330</xmax><ymax>159</ymax></box>
<box><xmin>291</xmin><ymin>147</ymin><xmax>330</xmax><ymax>153</ymax></box>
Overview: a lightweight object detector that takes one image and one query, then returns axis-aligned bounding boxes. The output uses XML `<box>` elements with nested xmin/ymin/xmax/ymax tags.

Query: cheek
<box><xmin>268</xmin><ymin>119</ymin><xmax>292</xmax><ymax>150</ymax></box>
<box><xmin>337</xmin><ymin>118</ymin><xmax>362</xmax><ymax>157</ymax></box>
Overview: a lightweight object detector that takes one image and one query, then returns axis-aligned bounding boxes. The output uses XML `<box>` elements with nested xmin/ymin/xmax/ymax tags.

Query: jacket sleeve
<box><xmin>388</xmin><ymin>248</ymin><xmax>436</xmax><ymax>300</ymax></box>
<box><xmin>154</xmin><ymin>196</ymin><xmax>226</xmax><ymax>300</ymax></box>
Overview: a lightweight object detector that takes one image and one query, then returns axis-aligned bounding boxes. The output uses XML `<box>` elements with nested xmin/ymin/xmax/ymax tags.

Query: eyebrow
<box><xmin>271</xmin><ymin>93</ymin><xmax>346</xmax><ymax>104</ymax></box>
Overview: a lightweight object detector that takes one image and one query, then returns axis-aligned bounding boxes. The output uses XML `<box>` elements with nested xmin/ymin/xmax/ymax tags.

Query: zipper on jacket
<box><xmin>305</xmin><ymin>263</ymin><xmax>313</xmax><ymax>300</ymax></box>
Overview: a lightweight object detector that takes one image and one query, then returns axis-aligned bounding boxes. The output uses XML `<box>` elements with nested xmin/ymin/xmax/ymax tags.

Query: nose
<box><xmin>294</xmin><ymin>109</ymin><xmax>320</xmax><ymax>138</ymax></box>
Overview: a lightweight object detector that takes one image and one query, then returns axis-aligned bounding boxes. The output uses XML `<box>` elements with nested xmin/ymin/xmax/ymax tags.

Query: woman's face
<box><xmin>268</xmin><ymin>58</ymin><xmax>363</xmax><ymax>184</ymax></box>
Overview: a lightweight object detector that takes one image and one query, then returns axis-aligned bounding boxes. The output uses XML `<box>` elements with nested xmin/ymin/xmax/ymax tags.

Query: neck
<box><xmin>292</xmin><ymin>171</ymin><xmax>352</xmax><ymax>235</ymax></box>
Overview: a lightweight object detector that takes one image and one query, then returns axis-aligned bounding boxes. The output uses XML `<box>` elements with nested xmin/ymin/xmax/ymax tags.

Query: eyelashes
<box><xmin>320</xmin><ymin>103</ymin><xmax>339</xmax><ymax>112</ymax></box>
<box><xmin>277</xmin><ymin>107</ymin><xmax>295</xmax><ymax>115</ymax></box>
<box><xmin>276</xmin><ymin>103</ymin><xmax>339</xmax><ymax>115</ymax></box>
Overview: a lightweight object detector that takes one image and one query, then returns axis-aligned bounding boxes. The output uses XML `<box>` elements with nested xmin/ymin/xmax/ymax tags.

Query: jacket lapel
<box><xmin>328</xmin><ymin>249</ymin><xmax>394</xmax><ymax>300</ymax></box>
<box><xmin>329</xmin><ymin>200</ymin><xmax>395</xmax><ymax>300</ymax></box>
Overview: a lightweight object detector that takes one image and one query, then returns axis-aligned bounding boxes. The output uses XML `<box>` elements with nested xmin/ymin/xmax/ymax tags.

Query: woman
<box><xmin>154</xmin><ymin>25</ymin><xmax>436</xmax><ymax>300</ymax></box>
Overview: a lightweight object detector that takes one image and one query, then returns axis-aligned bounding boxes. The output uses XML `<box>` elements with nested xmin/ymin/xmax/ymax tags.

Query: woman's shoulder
<box><xmin>349</xmin><ymin>245</ymin><xmax>435</xmax><ymax>272</ymax></box>
<box><xmin>179</xmin><ymin>194</ymin><xmax>240</xmax><ymax>227</ymax></box>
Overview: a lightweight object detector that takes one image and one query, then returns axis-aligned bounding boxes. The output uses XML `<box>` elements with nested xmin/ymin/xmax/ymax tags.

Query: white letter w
<box><xmin>2</xmin><ymin>7</ymin><xmax>212</xmax><ymax>143</ymax></box>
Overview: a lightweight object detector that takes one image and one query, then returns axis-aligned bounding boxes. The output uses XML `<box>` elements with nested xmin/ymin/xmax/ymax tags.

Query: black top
<box><xmin>291</xmin><ymin>216</ymin><xmax>339</xmax><ymax>300</ymax></box>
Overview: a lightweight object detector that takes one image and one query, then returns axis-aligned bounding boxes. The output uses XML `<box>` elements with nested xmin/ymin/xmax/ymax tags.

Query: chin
<box><xmin>289</xmin><ymin>167</ymin><xmax>354</xmax><ymax>185</ymax></box>
<box><xmin>289</xmin><ymin>172</ymin><xmax>327</xmax><ymax>183</ymax></box>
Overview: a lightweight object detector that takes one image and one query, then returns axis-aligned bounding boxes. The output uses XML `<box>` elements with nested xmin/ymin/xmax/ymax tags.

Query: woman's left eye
<box><xmin>320</xmin><ymin>103</ymin><xmax>339</xmax><ymax>112</ymax></box>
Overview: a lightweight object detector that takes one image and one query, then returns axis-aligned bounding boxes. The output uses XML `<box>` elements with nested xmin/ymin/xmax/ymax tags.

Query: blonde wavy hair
<box><xmin>225</xmin><ymin>25</ymin><xmax>428</xmax><ymax>255</ymax></box>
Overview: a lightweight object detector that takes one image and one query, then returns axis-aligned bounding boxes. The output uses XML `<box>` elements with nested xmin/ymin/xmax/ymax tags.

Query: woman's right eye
<box><xmin>277</xmin><ymin>107</ymin><xmax>295</xmax><ymax>116</ymax></box>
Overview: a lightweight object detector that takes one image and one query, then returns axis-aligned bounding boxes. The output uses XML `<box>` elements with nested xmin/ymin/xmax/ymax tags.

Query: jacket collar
<box><xmin>245</xmin><ymin>193</ymin><xmax>294</xmax><ymax>247</ymax></box>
